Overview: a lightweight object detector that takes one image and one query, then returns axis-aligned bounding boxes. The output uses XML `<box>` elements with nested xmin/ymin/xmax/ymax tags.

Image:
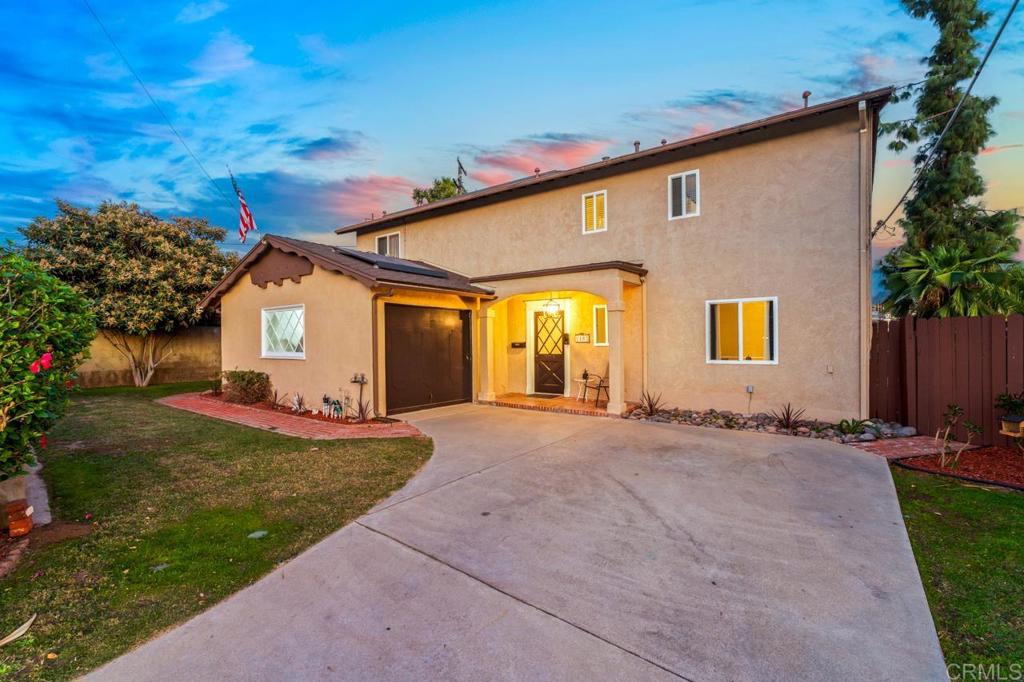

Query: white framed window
<box><xmin>706</xmin><ymin>297</ymin><xmax>777</xmax><ymax>364</ymax></box>
<box><xmin>376</xmin><ymin>231</ymin><xmax>401</xmax><ymax>256</ymax></box>
<box><xmin>592</xmin><ymin>304</ymin><xmax>608</xmax><ymax>346</ymax></box>
<box><xmin>581</xmin><ymin>190</ymin><xmax>607</xmax><ymax>234</ymax></box>
<box><xmin>668</xmin><ymin>169</ymin><xmax>700</xmax><ymax>219</ymax></box>
<box><xmin>261</xmin><ymin>304</ymin><xmax>305</xmax><ymax>359</ymax></box>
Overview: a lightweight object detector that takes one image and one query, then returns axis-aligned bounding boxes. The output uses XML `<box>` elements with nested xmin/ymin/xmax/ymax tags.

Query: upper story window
<box><xmin>706</xmin><ymin>297</ymin><xmax>777</xmax><ymax>364</ymax></box>
<box><xmin>376</xmin><ymin>232</ymin><xmax>401</xmax><ymax>256</ymax></box>
<box><xmin>262</xmin><ymin>304</ymin><xmax>305</xmax><ymax>359</ymax></box>
<box><xmin>668</xmin><ymin>170</ymin><xmax>700</xmax><ymax>219</ymax></box>
<box><xmin>581</xmin><ymin>190</ymin><xmax>607</xmax><ymax>234</ymax></box>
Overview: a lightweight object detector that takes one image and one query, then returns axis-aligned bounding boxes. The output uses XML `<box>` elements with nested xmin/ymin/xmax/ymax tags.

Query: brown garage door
<box><xmin>384</xmin><ymin>304</ymin><xmax>472</xmax><ymax>414</ymax></box>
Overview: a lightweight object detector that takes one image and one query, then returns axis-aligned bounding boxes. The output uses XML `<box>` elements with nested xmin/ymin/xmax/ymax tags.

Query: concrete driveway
<box><xmin>87</xmin><ymin>405</ymin><xmax>946</xmax><ymax>681</ymax></box>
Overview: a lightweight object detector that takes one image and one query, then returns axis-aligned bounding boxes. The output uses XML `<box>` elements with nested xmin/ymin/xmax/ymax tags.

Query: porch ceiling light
<box><xmin>542</xmin><ymin>296</ymin><xmax>560</xmax><ymax>317</ymax></box>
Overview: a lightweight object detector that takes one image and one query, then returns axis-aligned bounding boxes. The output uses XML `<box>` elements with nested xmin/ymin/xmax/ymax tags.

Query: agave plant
<box><xmin>639</xmin><ymin>390</ymin><xmax>665</xmax><ymax>417</ymax></box>
<box><xmin>769</xmin><ymin>403</ymin><xmax>806</xmax><ymax>432</ymax></box>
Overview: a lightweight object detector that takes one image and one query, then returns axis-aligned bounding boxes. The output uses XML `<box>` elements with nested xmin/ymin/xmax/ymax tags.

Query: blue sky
<box><xmin>1</xmin><ymin>0</ymin><xmax>1022</xmax><ymax>263</ymax></box>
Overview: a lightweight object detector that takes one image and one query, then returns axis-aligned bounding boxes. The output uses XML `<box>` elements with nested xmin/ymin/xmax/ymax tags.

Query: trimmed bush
<box><xmin>1</xmin><ymin>252</ymin><xmax>96</xmax><ymax>480</ymax></box>
<box><xmin>222</xmin><ymin>370</ymin><xmax>272</xmax><ymax>404</ymax></box>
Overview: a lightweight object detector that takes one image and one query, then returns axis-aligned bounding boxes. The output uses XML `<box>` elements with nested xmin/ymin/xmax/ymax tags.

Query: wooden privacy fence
<box><xmin>870</xmin><ymin>315</ymin><xmax>1024</xmax><ymax>447</ymax></box>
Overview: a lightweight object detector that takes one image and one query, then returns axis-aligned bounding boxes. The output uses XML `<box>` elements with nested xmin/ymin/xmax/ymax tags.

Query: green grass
<box><xmin>892</xmin><ymin>467</ymin><xmax>1024</xmax><ymax>666</ymax></box>
<box><xmin>0</xmin><ymin>382</ymin><xmax>431</xmax><ymax>680</ymax></box>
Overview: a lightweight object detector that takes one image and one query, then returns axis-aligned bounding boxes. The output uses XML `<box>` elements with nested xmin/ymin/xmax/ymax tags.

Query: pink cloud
<box><xmin>979</xmin><ymin>144</ymin><xmax>1023</xmax><ymax>156</ymax></box>
<box><xmin>469</xmin><ymin>133</ymin><xmax>613</xmax><ymax>186</ymax></box>
<box><xmin>688</xmin><ymin>122</ymin><xmax>716</xmax><ymax>137</ymax></box>
<box><xmin>329</xmin><ymin>174</ymin><xmax>417</xmax><ymax>219</ymax></box>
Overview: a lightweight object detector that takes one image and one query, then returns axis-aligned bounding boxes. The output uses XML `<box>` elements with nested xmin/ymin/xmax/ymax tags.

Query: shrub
<box><xmin>1</xmin><ymin>252</ymin><xmax>96</xmax><ymax>480</ymax></box>
<box><xmin>995</xmin><ymin>391</ymin><xmax>1024</xmax><ymax>415</ymax></box>
<box><xmin>222</xmin><ymin>370</ymin><xmax>271</xmax><ymax>404</ymax></box>
<box><xmin>837</xmin><ymin>418</ymin><xmax>871</xmax><ymax>435</ymax></box>
<box><xmin>769</xmin><ymin>403</ymin><xmax>806</xmax><ymax>432</ymax></box>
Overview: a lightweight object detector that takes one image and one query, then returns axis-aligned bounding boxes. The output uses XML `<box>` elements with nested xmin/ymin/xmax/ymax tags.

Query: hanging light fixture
<box><xmin>542</xmin><ymin>293</ymin><xmax>560</xmax><ymax>317</ymax></box>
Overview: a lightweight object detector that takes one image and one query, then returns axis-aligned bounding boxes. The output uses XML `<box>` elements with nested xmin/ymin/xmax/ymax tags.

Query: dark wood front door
<box><xmin>533</xmin><ymin>310</ymin><xmax>565</xmax><ymax>394</ymax></box>
<box><xmin>385</xmin><ymin>304</ymin><xmax>472</xmax><ymax>414</ymax></box>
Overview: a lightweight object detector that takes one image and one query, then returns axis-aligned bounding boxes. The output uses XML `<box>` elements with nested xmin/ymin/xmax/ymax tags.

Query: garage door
<box><xmin>384</xmin><ymin>304</ymin><xmax>472</xmax><ymax>414</ymax></box>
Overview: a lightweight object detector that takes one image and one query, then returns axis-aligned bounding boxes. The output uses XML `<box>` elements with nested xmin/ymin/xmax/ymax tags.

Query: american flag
<box><xmin>229</xmin><ymin>171</ymin><xmax>257</xmax><ymax>243</ymax></box>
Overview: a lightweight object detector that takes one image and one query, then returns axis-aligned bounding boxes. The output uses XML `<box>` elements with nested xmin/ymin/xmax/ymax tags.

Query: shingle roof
<box><xmin>199</xmin><ymin>234</ymin><xmax>494</xmax><ymax>309</ymax></box>
<box><xmin>336</xmin><ymin>87</ymin><xmax>894</xmax><ymax>235</ymax></box>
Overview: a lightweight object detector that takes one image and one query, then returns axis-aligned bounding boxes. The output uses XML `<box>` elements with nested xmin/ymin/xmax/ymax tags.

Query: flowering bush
<box><xmin>222</xmin><ymin>370</ymin><xmax>272</xmax><ymax>404</ymax></box>
<box><xmin>0</xmin><ymin>252</ymin><xmax>95</xmax><ymax>480</ymax></box>
<box><xmin>20</xmin><ymin>200</ymin><xmax>236</xmax><ymax>386</ymax></box>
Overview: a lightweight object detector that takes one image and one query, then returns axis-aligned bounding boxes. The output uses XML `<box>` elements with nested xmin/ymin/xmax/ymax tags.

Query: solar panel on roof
<box><xmin>335</xmin><ymin>247</ymin><xmax>447</xmax><ymax>279</ymax></box>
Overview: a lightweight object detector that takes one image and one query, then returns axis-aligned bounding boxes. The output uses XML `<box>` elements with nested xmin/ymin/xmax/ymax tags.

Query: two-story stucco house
<box><xmin>201</xmin><ymin>88</ymin><xmax>892</xmax><ymax>421</ymax></box>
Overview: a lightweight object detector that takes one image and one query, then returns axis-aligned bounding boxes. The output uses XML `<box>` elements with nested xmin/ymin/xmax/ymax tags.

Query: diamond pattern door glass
<box><xmin>536</xmin><ymin>312</ymin><xmax>564</xmax><ymax>356</ymax></box>
<box><xmin>263</xmin><ymin>306</ymin><xmax>305</xmax><ymax>357</ymax></box>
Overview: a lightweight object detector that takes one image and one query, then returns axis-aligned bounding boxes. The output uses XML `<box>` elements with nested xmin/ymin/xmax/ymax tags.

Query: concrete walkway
<box><xmin>86</xmin><ymin>405</ymin><xmax>946</xmax><ymax>682</ymax></box>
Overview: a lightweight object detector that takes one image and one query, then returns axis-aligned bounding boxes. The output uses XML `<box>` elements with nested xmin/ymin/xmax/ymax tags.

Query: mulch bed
<box><xmin>204</xmin><ymin>392</ymin><xmax>395</xmax><ymax>425</ymax></box>
<box><xmin>896</xmin><ymin>445</ymin><xmax>1024</xmax><ymax>491</ymax></box>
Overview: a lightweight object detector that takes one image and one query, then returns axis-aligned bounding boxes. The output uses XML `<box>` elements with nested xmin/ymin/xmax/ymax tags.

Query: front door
<box><xmin>533</xmin><ymin>310</ymin><xmax>565</xmax><ymax>394</ymax></box>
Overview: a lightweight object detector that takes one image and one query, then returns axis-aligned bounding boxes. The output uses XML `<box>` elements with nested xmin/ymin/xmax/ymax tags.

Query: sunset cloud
<box><xmin>469</xmin><ymin>132</ymin><xmax>613</xmax><ymax>185</ymax></box>
<box><xmin>174</xmin><ymin>31</ymin><xmax>254</xmax><ymax>88</ymax></box>
<box><xmin>288</xmin><ymin>130</ymin><xmax>365</xmax><ymax>161</ymax></box>
<box><xmin>979</xmin><ymin>143</ymin><xmax>1023</xmax><ymax>156</ymax></box>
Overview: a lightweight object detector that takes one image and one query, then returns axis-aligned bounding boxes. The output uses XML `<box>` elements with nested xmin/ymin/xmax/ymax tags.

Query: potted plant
<box><xmin>995</xmin><ymin>391</ymin><xmax>1024</xmax><ymax>434</ymax></box>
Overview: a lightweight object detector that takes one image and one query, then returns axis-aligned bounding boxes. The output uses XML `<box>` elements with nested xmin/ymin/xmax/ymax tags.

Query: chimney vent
<box><xmin>661</xmin><ymin>139</ymin><xmax>667</xmax><ymax>145</ymax></box>
<box><xmin>534</xmin><ymin>167</ymin><xmax>540</xmax><ymax>177</ymax></box>
<box><xmin>602</xmin><ymin>156</ymin><xmax>610</xmax><ymax>161</ymax></box>
<box><xmin>802</xmin><ymin>90</ymin><xmax>812</xmax><ymax>108</ymax></box>
<box><xmin>633</xmin><ymin>140</ymin><xmax>640</xmax><ymax>153</ymax></box>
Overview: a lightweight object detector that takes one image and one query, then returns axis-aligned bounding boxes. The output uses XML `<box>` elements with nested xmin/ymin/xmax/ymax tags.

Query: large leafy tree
<box><xmin>1</xmin><ymin>251</ymin><xmax>95</xmax><ymax>480</ymax></box>
<box><xmin>880</xmin><ymin>0</ymin><xmax>1021</xmax><ymax>316</ymax></box>
<box><xmin>412</xmin><ymin>177</ymin><xmax>463</xmax><ymax>205</ymax></box>
<box><xmin>20</xmin><ymin>200</ymin><xmax>237</xmax><ymax>386</ymax></box>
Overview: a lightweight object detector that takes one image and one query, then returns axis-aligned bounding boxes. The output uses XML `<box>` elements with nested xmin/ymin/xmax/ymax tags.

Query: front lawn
<box><xmin>0</xmin><ymin>382</ymin><xmax>431</xmax><ymax>680</ymax></box>
<box><xmin>892</xmin><ymin>467</ymin><xmax>1024</xmax><ymax>667</ymax></box>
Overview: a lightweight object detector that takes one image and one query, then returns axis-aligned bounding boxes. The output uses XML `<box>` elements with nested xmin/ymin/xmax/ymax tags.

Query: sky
<box><xmin>2</xmin><ymin>0</ymin><xmax>1022</xmax><ymax>278</ymax></box>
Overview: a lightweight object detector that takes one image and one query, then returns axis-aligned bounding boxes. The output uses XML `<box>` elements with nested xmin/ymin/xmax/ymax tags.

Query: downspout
<box><xmin>371</xmin><ymin>287</ymin><xmax>396</xmax><ymax>416</ymax></box>
<box><xmin>857</xmin><ymin>100</ymin><xmax>871</xmax><ymax>419</ymax></box>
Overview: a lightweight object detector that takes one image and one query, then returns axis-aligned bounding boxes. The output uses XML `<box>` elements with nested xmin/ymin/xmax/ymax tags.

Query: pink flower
<box><xmin>39</xmin><ymin>435</ymin><xmax>47</xmax><ymax>449</ymax></box>
<box><xmin>39</xmin><ymin>352</ymin><xmax>53</xmax><ymax>370</ymax></box>
<box><xmin>29</xmin><ymin>360</ymin><xmax>41</xmax><ymax>374</ymax></box>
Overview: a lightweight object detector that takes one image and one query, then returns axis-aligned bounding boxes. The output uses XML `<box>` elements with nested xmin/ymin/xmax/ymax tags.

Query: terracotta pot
<box><xmin>0</xmin><ymin>475</ymin><xmax>27</xmax><ymax>529</ymax></box>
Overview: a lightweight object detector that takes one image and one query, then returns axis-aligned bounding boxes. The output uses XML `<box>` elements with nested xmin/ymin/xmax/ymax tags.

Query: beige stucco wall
<box><xmin>220</xmin><ymin>265</ymin><xmax>375</xmax><ymax>409</ymax></box>
<box><xmin>357</xmin><ymin>112</ymin><xmax>872</xmax><ymax>421</ymax></box>
<box><xmin>77</xmin><ymin>327</ymin><xmax>221</xmax><ymax>387</ymax></box>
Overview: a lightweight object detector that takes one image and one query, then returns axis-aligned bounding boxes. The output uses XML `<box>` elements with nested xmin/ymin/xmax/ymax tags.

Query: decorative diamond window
<box><xmin>262</xmin><ymin>305</ymin><xmax>305</xmax><ymax>359</ymax></box>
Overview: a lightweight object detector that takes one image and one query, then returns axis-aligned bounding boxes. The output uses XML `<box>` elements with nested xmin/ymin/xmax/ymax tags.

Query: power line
<box><xmin>80</xmin><ymin>0</ymin><xmax>235</xmax><ymax>209</ymax></box>
<box><xmin>871</xmin><ymin>0</ymin><xmax>1020</xmax><ymax>239</ymax></box>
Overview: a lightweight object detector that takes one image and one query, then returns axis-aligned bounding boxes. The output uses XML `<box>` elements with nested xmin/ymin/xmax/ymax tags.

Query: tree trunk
<box><xmin>101</xmin><ymin>331</ymin><xmax>174</xmax><ymax>388</ymax></box>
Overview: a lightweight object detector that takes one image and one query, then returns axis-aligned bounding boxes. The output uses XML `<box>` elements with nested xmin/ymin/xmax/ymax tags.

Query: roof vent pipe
<box><xmin>534</xmin><ymin>167</ymin><xmax>540</xmax><ymax>177</ymax></box>
<box><xmin>802</xmin><ymin>90</ymin><xmax>812</xmax><ymax>108</ymax></box>
<box><xmin>661</xmin><ymin>139</ymin><xmax>667</xmax><ymax>145</ymax></box>
<box><xmin>602</xmin><ymin>156</ymin><xmax>610</xmax><ymax>161</ymax></box>
<box><xmin>633</xmin><ymin>140</ymin><xmax>640</xmax><ymax>153</ymax></box>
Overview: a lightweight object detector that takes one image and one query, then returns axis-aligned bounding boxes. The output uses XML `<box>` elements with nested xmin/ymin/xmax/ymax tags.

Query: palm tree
<box><xmin>883</xmin><ymin>244</ymin><xmax>1017</xmax><ymax>318</ymax></box>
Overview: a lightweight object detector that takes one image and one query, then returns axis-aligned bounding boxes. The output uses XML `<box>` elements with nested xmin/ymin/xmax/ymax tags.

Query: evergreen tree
<box><xmin>880</xmin><ymin>0</ymin><xmax>1020</xmax><ymax>316</ymax></box>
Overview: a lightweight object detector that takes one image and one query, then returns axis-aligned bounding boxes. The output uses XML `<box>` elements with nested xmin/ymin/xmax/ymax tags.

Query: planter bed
<box><xmin>896</xmin><ymin>446</ymin><xmax>1024</xmax><ymax>491</ymax></box>
<box><xmin>203</xmin><ymin>391</ymin><xmax>397</xmax><ymax>426</ymax></box>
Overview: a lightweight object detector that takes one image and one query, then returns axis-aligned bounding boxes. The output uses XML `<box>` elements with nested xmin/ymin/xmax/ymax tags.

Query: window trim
<box><xmin>705</xmin><ymin>296</ymin><xmax>778</xmax><ymax>365</ymax></box>
<box><xmin>592</xmin><ymin>304</ymin><xmax>609</xmax><ymax>346</ymax></box>
<box><xmin>261</xmin><ymin>304</ymin><xmax>306</xmax><ymax>360</ymax></box>
<box><xmin>667</xmin><ymin>169</ymin><xmax>700</xmax><ymax>220</ymax></box>
<box><xmin>375</xmin><ymin>231</ymin><xmax>402</xmax><ymax>257</ymax></box>
<box><xmin>580</xmin><ymin>189</ymin><xmax>608</xmax><ymax>235</ymax></box>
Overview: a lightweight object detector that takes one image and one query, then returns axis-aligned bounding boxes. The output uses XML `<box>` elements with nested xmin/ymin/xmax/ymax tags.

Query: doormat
<box><xmin>526</xmin><ymin>394</ymin><xmax>561</xmax><ymax>399</ymax></box>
